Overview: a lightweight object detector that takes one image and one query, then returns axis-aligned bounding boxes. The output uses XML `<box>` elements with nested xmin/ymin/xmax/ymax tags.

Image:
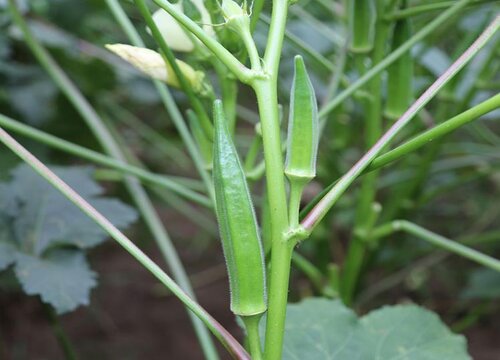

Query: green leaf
<box><xmin>276</xmin><ymin>298</ymin><xmax>470</xmax><ymax>359</ymax></box>
<box><xmin>14</xmin><ymin>249</ymin><xmax>97</xmax><ymax>314</ymax></box>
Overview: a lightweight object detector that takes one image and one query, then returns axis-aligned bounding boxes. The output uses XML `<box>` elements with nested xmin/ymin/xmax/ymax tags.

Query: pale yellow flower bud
<box><xmin>150</xmin><ymin>6</ymin><xmax>195</xmax><ymax>52</ymax></box>
<box><xmin>106</xmin><ymin>43</ymin><xmax>204</xmax><ymax>92</ymax></box>
<box><xmin>148</xmin><ymin>0</ymin><xmax>215</xmax><ymax>53</ymax></box>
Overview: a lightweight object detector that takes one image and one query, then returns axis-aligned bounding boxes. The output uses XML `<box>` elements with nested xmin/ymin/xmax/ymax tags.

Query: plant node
<box><xmin>284</xmin><ymin>225</ymin><xmax>310</xmax><ymax>245</ymax></box>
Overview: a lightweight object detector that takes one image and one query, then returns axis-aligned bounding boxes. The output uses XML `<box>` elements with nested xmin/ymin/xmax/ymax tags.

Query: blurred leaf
<box><xmin>14</xmin><ymin>249</ymin><xmax>97</xmax><ymax>314</ymax></box>
<box><xmin>462</xmin><ymin>268</ymin><xmax>500</xmax><ymax>300</ymax></box>
<box><xmin>7</xmin><ymin>164</ymin><xmax>137</xmax><ymax>255</ymax></box>
<box><xmin>416</xmin><ymin>46</ymin><xmax>451</xmax><ymax>77</ymax></box>
<box><xmin>8</xmin><ymin>77</ymin><xmax>58</xmax><ymax>125</ymax></box>
<box><xmin>0</xmin><ymin>164</ymin><xmax>137</xmax><ymax>313</ymax></box>
<box><xmin>459</xmin><ymin>8</ymin><xmax>490</xmax><ymax>31</ymax></box>
<box><xmin>1</xmin><ymin>62</ymin><xmax>58</xmax><ymax>125</ymax></box>
<box><xmin>16</xmin><ymin>21</ymin><xmax>73</xmax><ymax>48</ymax></box>
<box><xmin>0</xmin><ymin>32</ymin><xmax>11</xmax><ymax>59</ymax></box>
<box><xmin>0</xmin><ymin>239</ymin><xmax>16</xmax><ymax>271</ymax></box>
<box><xmin>271</xmin><ymin>298</ymin><xmax>470</xmax><ymax>359</ymax></box>
<box><xmin>0</xmin><ymin>0</ymin><xmax>28</xmax><ymax>12</ymax></box>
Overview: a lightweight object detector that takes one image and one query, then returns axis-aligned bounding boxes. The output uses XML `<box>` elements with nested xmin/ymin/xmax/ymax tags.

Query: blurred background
<box><xmin>0</xmin><ymin>0</ymin><xmax>499</xmax><ymax>359</ymax></box>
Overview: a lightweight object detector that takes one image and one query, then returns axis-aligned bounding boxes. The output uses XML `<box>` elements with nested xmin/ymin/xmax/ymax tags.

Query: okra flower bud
<box><xmin>220</xmin><ymin>0</ymin><xmax>250</xmax><ymax>35</ymax></box>
<box><xmin>106</xmin><ymin>44</ymin><xmax>205</xmax><ymax>93</ymax></box>
<box><xmin>148</xmin><ymin>0</ymin><xmax>215</xmax><ymax>53</ymax></box>
<box><xmin>213</xmin><ymin>100</ymin><xmax>267</xmax><ymax>317</ymax></box>
<box><xmin>150</xmin><ymin>6</ymin><xmax>195</xmax><ymax>52</ymax></box>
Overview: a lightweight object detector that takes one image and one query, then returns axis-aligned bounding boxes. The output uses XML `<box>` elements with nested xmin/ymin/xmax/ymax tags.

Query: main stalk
<box><xmin>253</xmin><ymin>1</ymin><xmax>292</xmax><ymax>358</ymax></box>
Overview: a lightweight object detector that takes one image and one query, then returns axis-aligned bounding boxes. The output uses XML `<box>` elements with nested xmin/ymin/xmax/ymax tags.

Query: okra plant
<box><xmin>1</xmin><ymin>0</ymin><xmax>500</xmax><ymax>359</ymax></box>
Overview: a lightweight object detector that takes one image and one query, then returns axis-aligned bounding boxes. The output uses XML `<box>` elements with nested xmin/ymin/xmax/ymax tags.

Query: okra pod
<box><xmin>212</xmin><ymin>100</ymin><xmax>267</xmax><ymax>317</ymax></box>
<box><xmin>386</xmin><ymin>10</ymin><xmax>413</xmax><ymax>120</ymax></box>
<box><xmin>349</xmin><ymin>0</ymin><xmax>376</xmax><ymax>53</ymax></box>
<box><xmin>285</xmin><ymin>56</ymin><xmax>319</xmax><ymax>227</ymax></box>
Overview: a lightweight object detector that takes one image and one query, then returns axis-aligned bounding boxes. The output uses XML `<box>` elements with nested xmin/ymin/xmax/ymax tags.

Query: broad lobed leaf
<box><xmin>14</xmin><ymin>249</ymin><xmax>97</xmax><ymax>314</ymax></box>
<box><xmin>0</xmin><ymin>164</ymin><xmax>137</xmax><ymax>313</ymax></box>
<box><xmin>274</xmin><ymin>298</ymin><xmax>471</xmax><ymax>360</ymax></box>
<box><xmin>5</xmin><ymin>165</ymin><xmax>137</xmax><ymax>254</ymax></box>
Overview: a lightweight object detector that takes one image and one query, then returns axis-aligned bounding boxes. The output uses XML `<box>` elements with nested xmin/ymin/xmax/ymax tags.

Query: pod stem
<box><xmin>288</xmin><ymin>180</ymin><xmax>306</xmax><ymax>229</ymax></box>
<box><xmin>242</xmin><ymin>314</ymin><xmax>264</xmax><ymax>360</ymax></box>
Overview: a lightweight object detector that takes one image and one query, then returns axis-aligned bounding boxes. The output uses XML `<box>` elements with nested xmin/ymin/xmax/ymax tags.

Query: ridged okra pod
<box><xmin>212</xmin><ymin>100</ymin><xmax>267</xmax><ymax>317</ymax></box>
<box><xmin>386</xmin><ymin>7</ymin><xmax>413</xmax><ymax>120</ymax></box>
<box><xmin>285</xmin><ymin>56</ymin><xmax>319</xmax><ymax>228</ymax></box>
<box><xmin>348</xmin><ymin>0</ymin><xmax>376</xmax><ymax>53</ymax></box>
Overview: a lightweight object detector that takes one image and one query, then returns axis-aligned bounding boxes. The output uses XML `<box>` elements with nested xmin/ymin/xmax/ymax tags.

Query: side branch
<box><xmin>301</xmin><ymin>15</ymin><xmax>500</xmax><ymax>231</ymax></box>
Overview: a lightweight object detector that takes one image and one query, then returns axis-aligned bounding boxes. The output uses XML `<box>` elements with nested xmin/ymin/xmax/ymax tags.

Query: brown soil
<box><xmin>0</xmin><ymin>219</ymin><xmax>498</xmax><ymax>359</ymax></box>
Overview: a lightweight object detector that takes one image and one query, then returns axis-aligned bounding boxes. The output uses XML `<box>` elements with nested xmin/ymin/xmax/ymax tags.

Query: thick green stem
<box><xmin>263</xmin><ymin>241</ymin><xmax>293</xmax><ymax>360</ymax></box>
<box><xmin>263</xmin><ymin>0</ymin><xmax>288</xmax><ymax>74</ymax></box>
<box><xmin>254</xmin><ymin>81</ymin><xmax>291</xmax><ymax>360</ymax></box>
<box><xmin>252</xmin><ymin>4</ymin><xmax>291</xmax><ymax>355</ymax></box>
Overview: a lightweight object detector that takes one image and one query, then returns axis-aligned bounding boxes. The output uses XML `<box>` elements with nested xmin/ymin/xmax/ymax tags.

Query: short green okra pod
<box><xmin>386</xmin><ymin>6</ymin><xmax>413</xmax><ymax>120</ymax></box>
<box><xmin>285</xmin><ymin>55</ymin><xmax>319</xmax><ymax>227</ymax></box>
<box><xmin>349</xmin><ymin>0</ymin><xmax>376</xmax><ymax>53</ymax></box>
<box><xmin>212</xmin><ymin>100</ymin><xmax>267</xmax><ymax>317</ymax></box>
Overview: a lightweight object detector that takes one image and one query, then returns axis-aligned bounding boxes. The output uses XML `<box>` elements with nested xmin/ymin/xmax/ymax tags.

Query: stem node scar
<box><xmin>284</xmin><ymin>225</ymin><xmax>310</xmax><ymax>245</ymax></box>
